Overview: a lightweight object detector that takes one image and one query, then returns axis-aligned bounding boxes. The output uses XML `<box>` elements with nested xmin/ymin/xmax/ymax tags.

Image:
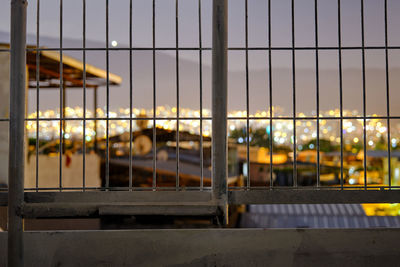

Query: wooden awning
<box><xmin>25</xmin><ymin>46</ymin><xmax>122</xmax><ymax>89</ymax></box>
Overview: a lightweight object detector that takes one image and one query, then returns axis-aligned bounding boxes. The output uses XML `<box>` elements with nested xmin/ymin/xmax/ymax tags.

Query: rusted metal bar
<box><xmin>212</xmin><ymin>0</ymin><xmax>228</xmax><ymax>223</ymax></box>
<box><xmin>9</xmin><ymin>0</ymin><xmax>27</xmax><ymax>265</ymax></box>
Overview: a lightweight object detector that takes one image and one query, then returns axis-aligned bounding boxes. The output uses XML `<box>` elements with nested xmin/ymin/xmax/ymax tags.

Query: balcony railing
<box><xmin>2</xmin><ymin>0</ymin><xmax>400</xmax><ymax>265</ymax></box>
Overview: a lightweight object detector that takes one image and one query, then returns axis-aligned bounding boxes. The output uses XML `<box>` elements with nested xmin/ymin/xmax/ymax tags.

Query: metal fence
<box><xmin>3</xmin><ymin>0</ymin><xmax>400</xmax><ymax>265</ymax></box>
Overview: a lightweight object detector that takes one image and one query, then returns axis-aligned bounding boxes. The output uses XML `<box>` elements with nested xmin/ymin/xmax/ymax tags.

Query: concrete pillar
<box><xmin>0</xmin><ymin>49</ymin><xmax>10</xmax><ymax>187</ymax></box>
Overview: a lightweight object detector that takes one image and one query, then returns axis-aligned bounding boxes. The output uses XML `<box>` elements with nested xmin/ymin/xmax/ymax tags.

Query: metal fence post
<box><xmin>9</xmin><ymin>0</ymin><xmax>27</xmax><ymax>266</ymax></box>
<box><xmin>212</xmin><ymin>0</ymin><xmax>228</xmax><ymax>224</ymax></box>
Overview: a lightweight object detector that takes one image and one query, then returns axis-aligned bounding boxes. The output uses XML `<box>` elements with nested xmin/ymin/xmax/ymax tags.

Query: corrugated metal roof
<box><xmin>241</xmin><ymin>204</ymin><xmax>400</xmax><ymax>228</ymax></box>
<box><xmin>249</xmin><ymin>204</ymin><xmax>366</xmax><ymax>216</ymax></box>
<box><xmin>241</xmin><ymin>213</ymin><xmax>400</xmax><ymax>228</ymax></box>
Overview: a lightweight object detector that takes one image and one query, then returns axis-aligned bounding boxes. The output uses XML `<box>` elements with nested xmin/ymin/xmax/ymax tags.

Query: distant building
<box><xmin>0</xmin><ymin>43</ymin><xmax>121</xmax><ymax>188</ymax></box>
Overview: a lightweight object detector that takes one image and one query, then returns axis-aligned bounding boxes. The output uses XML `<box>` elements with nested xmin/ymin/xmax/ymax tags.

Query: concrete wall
<box><xmin>0</xmin><ymin>228</ymin><xmax>400</xmax><ymax>266</ymax></box>
<box><xmin>0</xmin><ymin>50</ymin><xmax>10</xmax><ymax>186</ymax></box>
<box><xmin>0</xmin><ymin>47</ymin><xmax>28</xmax><ymax>188</ymax></box>
<box><xmin>25</xmin><ymin>154</ymin><xmax>101</xmax><ymax>188</ymax></box>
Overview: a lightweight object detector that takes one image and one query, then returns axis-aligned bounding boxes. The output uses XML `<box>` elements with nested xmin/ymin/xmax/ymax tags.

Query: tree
<box><xmin>302</xmin><ymin>138</ymin><xmax>337</xmax><ymax>152</ymax></box>
<box><xmin>229</xmin><ymin>127</ymin><xmax>270</xmax><ymax>147</ymax></box>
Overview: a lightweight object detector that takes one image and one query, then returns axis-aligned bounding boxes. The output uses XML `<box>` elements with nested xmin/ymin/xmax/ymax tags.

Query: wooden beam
<box><xmin>27</xmin><ymin>64</ymin><xmax>97</xmax><ymax>88</ymax></box>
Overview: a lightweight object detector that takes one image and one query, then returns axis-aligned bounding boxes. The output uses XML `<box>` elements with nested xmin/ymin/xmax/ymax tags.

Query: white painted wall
<box><xmin>26</xmin><ymin>154</ymin><xmax>101</xmax><ymax>189</ymax></box>
<box><xmin>0</xmin><ymin>49</ymin><xmax>9</xmax><ymax>186</ymax></box>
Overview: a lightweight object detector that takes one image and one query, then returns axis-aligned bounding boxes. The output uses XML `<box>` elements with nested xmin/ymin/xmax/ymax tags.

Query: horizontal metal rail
<box><xmin>3</xmin><ymin>185</ymin><xmax>400</xmax><ymax>194</ymax></box>
<box><xmin>1</xmin><ymin>190</ymin><xmax>400</xmax><ymax>218</ymax></box>
<box><xmin>1</xmin><ymin>191</ymin><xmax>216</xmax><ymax>218</ymax></box>
<box><xmin>16</xmin><ymin>115</ymin><xmax>400</xmax><ymax>121</ymax></box>
<box><xmin>229</xmin><ymin>189</ymin><xmax>400</xmax><ymax>205</ymax></box>
<box><xmin>21</xmin><ymin>46</ymin><xmax>400</xmax><ymax>51</ymax></box>
<box><xmin>0</xmin><ymin>114</ymin><xmax>398</xmax><ymax>123</ymax></box>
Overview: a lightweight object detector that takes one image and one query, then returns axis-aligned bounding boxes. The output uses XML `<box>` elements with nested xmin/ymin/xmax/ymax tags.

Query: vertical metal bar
<box><xmin>9</xmin><ymin>0</ymin><xmax>27</xmax><ymax>265</ymax></box>
<box><xmin>94</xmin><ymin>86</ymin><xmax>98</xmax><ymax>153</ymax></box>
<box><xmin>384</xmin><ymin>0</ymin><xmax>391</xmax><ymax>189</ymax></box>
<box><xmin>152</xmin><ymin>0</ymin><xmax>157</xmax><ymax>190</ymax></box>
<box><xmin>105</xmin><ymin>0</ymin><xmax>110</xmax><ymax>190</ymax></box>
<box><xmin>338</xmin><ymin>0</ymin><xmax>344</xmax><ymax>189</ymax></box>
<box><xmin>129</xmin><ymin>0</ymin><xmax>133</xmax><ymax>190</ymax></box>
<box><xmin>291</xmin><ymin>0</ymin><xmax>297</xmax><ymax>187</ymax></box>
<box><xmin>35</xmin><ymin>0</ymin><xmax>40</xmax><ymax>192</ymax></box>
<box><xmin>361</xmin><ymin>0</ymin><xmax>367</xmax><ymax>189</ymax></box>
<box><xmin>315</xmin><ymin>0</ymin><xmax>320</xmax><ymax>187</ymax></box>
<box><xmin>59</xmin><ymin>0</ymin><xmax>63</xmax><ymax>191</ymax></box>
<box><xmin>268</xmin><ymin>0</ymin><xmax>273</xmax><ymax>189</ymax></box>
<box><xmin>212</xmin><ymin>0</ymin><xmax>228</xmax><ymax>209</ymax></box>
<box><xmin>245</xmin><ymin>0</ymin><xmax>250</xmax><ymax>189</ymax></box>
<box><xmin>82</xmin><ymin>0</ymin><xmax>86</xmax><ymax>191</ymax></box>
<box><xmin>62</xmin><ymin>85</ymin><xmax>66</xmax><ymax>157</ymax></box>
<box><xmin>176</xmin><ymin>0</ymin><xmax>180</xmax><ymax>190</ymax></box>
<box><xmin>198</xmin><ymin>0</ymin><xmax>204</xmax><ymax>190</ymax></box>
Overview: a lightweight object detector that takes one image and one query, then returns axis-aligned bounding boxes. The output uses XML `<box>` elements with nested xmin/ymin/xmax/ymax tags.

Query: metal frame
<box><xmin>229</xmin><ymin>189</ymin><xmax>400</xmax><ymax>205</ymax></box>
<box><xmin>5</xmin><ymin>0</ymin><xmax>229</xmax><ymax>264</ymax></box>
<box><xmin>9</xmin><ymin>1</ymin><xmax>27</xmax><ymax>266</ymax></box>
<box><xmin>6</xmin><ymin>0</ymin><xmax>400</xmax><ymax>264</ymax></box>
<box><xmin>212</xmin><ymin>0</ymin><xmax>228</xmax><ymax>219</ymax></box>
<box><xmin>3</xmin><ymin>0</ymin><xmax>400</xmax><ymax>202</ymax></box>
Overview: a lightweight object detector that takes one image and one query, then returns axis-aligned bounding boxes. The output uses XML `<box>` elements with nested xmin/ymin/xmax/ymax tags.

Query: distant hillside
<box><xmin>1</xmin><ymin>31</ymin><xmax>399</xmax><ymax>116</ymax></box>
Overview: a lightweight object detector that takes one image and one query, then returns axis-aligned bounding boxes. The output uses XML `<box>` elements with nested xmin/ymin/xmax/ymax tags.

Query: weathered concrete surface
<box><xmin>0</xmin><ymin>49</ymin><xmax>10</xmax><ymax>187</ymax></box>
<box><xmin>25</xmin><ymin>154</ymin><xmax>101</xmax><ymax>189</ymax></box>
<box><xmin>1</xmin><ymin>228</ymin><xmax>400</xmax><ymax>266</ymax></box>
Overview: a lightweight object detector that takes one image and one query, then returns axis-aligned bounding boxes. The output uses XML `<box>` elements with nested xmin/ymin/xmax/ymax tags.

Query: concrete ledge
<box><xmin>3</xmin><ymin>190</ymin><xmax>399</xmax><ymax>209</ymax></box>
<box><xmin>21</xmin><ymin>202</ymin><xmax>220</xmax><ymax>218</ymax></box>
<box><xmin>99</xmin><ymin>203</ymin><xmax>220</xmax><ymax>216</ymax></box>
<box><xmin>1</xmin><ymin>228</ymin><xmax>400</xmax><ymax>266</ymax></box>
<box><xmin>0</xmin><ymin>191</ymin><xmax>214</xmax><ymax>207</ymax></box>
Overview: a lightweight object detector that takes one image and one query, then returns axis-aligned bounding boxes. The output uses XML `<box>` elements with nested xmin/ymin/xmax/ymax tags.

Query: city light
<box><xmin>26</xmin><ymin>106</ymin><xmax>400</xmax><ymax>149</ymax></box>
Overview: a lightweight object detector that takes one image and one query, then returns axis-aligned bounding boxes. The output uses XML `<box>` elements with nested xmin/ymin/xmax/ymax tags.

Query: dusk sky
<box><xmin>2</xmin><ymin>0</ymin><xmax>400</xmax><ymax>116</ymax></box>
